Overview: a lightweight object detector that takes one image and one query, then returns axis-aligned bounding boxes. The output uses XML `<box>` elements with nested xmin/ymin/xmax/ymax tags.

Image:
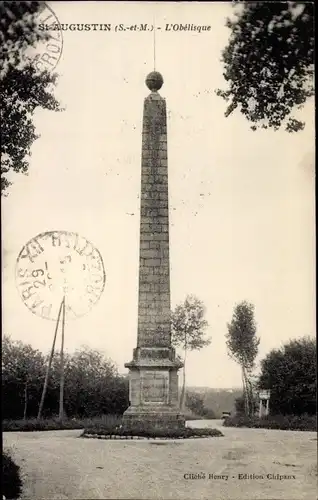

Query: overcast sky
<box><xmin>2</xmin><ymin>2</ymin><xmax>315</xmax><ymax>388</ymax></box>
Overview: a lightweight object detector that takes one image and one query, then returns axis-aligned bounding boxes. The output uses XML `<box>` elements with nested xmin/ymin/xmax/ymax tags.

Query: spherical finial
<box><xmin>146</xmin><ymin>71</ymin><xmax>164</xmax><ymax>92</ymax></box>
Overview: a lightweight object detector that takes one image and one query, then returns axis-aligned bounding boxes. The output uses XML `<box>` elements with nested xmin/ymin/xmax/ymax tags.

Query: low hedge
<box><xmin>2</xmin><ymin>451</ymin><xmax>23</xmax><ymax>499</ymax></box>
<box><xmin>82</xmin><ymin>425</ymin><xmax>223</xmax><ymax>439</ymax></box>
<box><xmin>3</xmin><ymin>418</ymin><xmax>87</xmax><ymax>432</ymax></box>
<box><xmin>223</xmin><ymin>413</ymin><xmax>316</xmax><ymax>431</ymax></box>
<box><xmin>2</xmin><ymin>415</ymin><xmax>123</xmax><ymax>432</ymax></box>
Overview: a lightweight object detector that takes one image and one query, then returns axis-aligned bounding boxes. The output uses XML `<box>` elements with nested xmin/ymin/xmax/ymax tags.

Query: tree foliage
<box><xmin>2</xmin><ymin>336</ymin><xmax>129</xmax><ymax>419</ymax></box>
<box><xmin>217</xmin><ymin>2</ymin><xmax>314</xmax><ymax>132</ymax></box>
<box><xmin>171</xmin><ymin>295</ymin><xmax>211</xmax><ymax>411</ymax></box>
<box><xmin>226</xmin><ymin>301</ymin><xmax>260</xmax><ymax>416</ymax></box>
<box><xmin>62</xmin><ymin>347</ymin><xmax>128</xmax><ymax>418</ymax></box>
<box><xmin>258</xmin><ymin>336</ymin><xmax>316</xmax><ymax>415</ymax></box>
<box><xmin>0</xmin><ymin>1</ymin><xmax>61</xmax><ymax>195</ymax></box>
<box><xmin>171</xmin><ymin>295</ymin><xmax>210</xmax><ymax>351</ymax></box>
<box><xmin>2</xmin><ymin>335</ymin><xmax>45</xmax><ymax>419</ymax></box>
<box><xmin>226</xmin><ymin>301</ymin><xmax>259</xmax><ymax>369</ymax></box>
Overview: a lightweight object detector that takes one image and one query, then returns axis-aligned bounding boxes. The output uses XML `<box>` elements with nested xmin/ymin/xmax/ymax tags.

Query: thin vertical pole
<box><xmin>37</xmin><ymin>299</ymin><xmax>64</xmax><ymax>420</ymax></box>
<box><xmin>153</xmin><ymin>14</ymin><xmax>156</xmax><ymax>70</ymax></box>
<box><xmin>59</xmin><ymin>296</ymin><xmax>66</xmax><ymax>421</ymax></box>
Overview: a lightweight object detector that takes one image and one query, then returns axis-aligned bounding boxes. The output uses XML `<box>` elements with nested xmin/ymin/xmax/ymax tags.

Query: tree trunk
<box><xmin>246</xmin><ymin>375</ymin><xmax>254</xmax><ymax>416</ymax></box>
<box><xmin>243</xmin><ymin>368</ymin><xmax>253</xmax><ymax>416</ymax></box>
<box><xmin>179</xmin><ymin>349</ymin><xmax>187</xmax><ymax>412</ymax></box>
<box><xmin>23</xmin><ymin>380</ymin><xmax>28</xmax><ymax>421</ymax></box>
<box><xmin>241</xmin><ymin>367</ymin><xmax>248</xmax><ymax>416</ymax></box>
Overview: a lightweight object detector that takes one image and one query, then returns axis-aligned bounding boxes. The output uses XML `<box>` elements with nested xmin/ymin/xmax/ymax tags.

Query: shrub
<box><xmin>223</xmin><ymin>413</ymin><xmax>317</xmax><ymax>432</ymax></box>
<box><xmin>2</xmin><ymin>451</ymin><xmax>22</xmax><ymax>499</ymax></box>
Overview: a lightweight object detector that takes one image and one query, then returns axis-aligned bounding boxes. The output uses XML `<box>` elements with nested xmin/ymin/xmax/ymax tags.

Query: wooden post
<box><xmin>37</xmin><ymin>299</ymin><xmax>64</xmax><ymax>420</ymax></box>
<box><xmin>59</xmin><ymin>296</ymin><xmax>66</xmax><ymax>422</ymax></box>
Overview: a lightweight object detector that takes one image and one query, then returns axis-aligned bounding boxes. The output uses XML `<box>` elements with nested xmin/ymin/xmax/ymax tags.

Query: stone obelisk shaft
<box><xmin>138</xmin><ymin>92</ymin><xmax>171</xmax><ymax>348</ymax></box>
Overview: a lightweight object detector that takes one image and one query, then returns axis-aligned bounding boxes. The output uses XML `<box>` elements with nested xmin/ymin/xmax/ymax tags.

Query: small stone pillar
<box><xmin>123</xmin><ymin>72</ymin><xmax>184</xmax><ymax>431</ymax></box>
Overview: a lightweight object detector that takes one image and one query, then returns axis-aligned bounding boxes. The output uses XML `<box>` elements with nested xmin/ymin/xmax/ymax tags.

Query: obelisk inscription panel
<box><xmin>141</xmin><ymin>371</ymin><xmax>169</xmax><ymax>404</ymax></box>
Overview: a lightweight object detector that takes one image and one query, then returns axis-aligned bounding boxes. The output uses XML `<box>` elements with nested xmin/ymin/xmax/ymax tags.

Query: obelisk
<box><xmin>123</xmin><ymin>72</ymin><xmax>184</xmax><ymax>430</ymax></box>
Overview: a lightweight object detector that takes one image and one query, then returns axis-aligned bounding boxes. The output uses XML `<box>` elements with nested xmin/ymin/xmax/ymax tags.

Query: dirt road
<box><xmin>3</xmin><ymin>420</ymin><xmax>317</xmax><ymax>499</ymax></box>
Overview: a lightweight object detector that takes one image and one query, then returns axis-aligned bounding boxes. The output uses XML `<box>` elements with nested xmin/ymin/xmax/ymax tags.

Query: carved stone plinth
<box><xmin>123</xmin><ymin>347</ymin><xmax>184</xmax><ymax>430</ymax></box>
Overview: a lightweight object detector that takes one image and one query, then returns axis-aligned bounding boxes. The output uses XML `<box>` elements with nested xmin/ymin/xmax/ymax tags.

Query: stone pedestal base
<box><xmin>123</xmin><ymin>346</ymin><xmax>185</xmax><ymax>431</ymax></box>
<box><xmin>123</xmin><ymin>405</ymin><xmax>185</xmax><ymax>431</ymax></box>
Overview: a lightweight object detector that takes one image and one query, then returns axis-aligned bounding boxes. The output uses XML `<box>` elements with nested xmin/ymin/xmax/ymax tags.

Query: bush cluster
<box><xmin>223</xmin><ymin>414</ymin><xmax>317</xmax><ymax>432</ymax></box>
<box><xmin>2</xmin><ymin>451</ymin><xmax>22</xmax><ymax>499</ymax></box>
<box><xmin>3</xmin><ymin>337</ymin><xmax>129</xmax><ymax>420</ymax></box>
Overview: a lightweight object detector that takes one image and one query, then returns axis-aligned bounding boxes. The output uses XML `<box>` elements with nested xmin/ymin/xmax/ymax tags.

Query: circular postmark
<box><xmin>15</xmin><ymin>231</ymin><xmax>105</xmax><ymax>321</ymax></box>
<box><xmin>23</xmin><ymin>2</ymin><xmax>63</xmax><ymax>72</ymax></box>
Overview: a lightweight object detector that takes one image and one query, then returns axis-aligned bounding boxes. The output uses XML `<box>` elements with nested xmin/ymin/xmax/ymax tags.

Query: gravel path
<box><xmin>3</xmin><ymin>420</ymin><xmax>317</xmax><ymax>500</ymax></box>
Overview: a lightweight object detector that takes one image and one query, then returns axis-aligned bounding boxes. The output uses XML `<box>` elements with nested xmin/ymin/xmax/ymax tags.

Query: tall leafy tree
<box><xmin>171</xmin><ymin>295</ymin><xmax>211</xmax><ymax>411</ymax></box>
<box><xmin>2</xmin><ymin>335</ymin><xmax>45</xmax><ymax>419</ymax></box>
<box><xmin>217</xmin><ymin>2</ymin><xmax>314</xmax><ymax>132</ymax></box>
<box><xmin>0</xmin><ymin>1</ymin><xmax>61</xmax><ymax>194</ymax></box>
<box><xmin>226</xmin><ymin>301</ymin><xmax>260</xmax><ymax>416</ymax></box>
<box><xmin>258</xmin><ymin>336</ymin><xmax>316</xmax><ymax>415</ymax></box>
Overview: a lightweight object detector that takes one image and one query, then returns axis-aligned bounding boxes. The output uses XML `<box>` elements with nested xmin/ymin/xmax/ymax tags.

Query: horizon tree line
<box><xmin>3</xmin><ymin>295</ymin><xmax>315</xmax><ymax>420</ymax></box>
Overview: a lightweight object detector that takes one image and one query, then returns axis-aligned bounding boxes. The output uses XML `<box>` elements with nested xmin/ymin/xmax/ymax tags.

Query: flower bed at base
<box><xmin>81</xmin><ymin>426</ymin><xmax>223</xmax><ymax>439</ymax></box>
<box><xmin>223</xmin><ymin>414</ymin><xmax>316</xmax><ymax>431</ymax></box>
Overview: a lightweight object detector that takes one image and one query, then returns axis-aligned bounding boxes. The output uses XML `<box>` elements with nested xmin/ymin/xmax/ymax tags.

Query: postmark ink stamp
<box><xmin>15</xmin><ymin>231</ymin><xmax>106</xmax><ymax>321</ymax></box>
<box><xmin>24</xmin><ymin>2</ymin><xmax>63</xmax><ymax>72</ymax></box>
